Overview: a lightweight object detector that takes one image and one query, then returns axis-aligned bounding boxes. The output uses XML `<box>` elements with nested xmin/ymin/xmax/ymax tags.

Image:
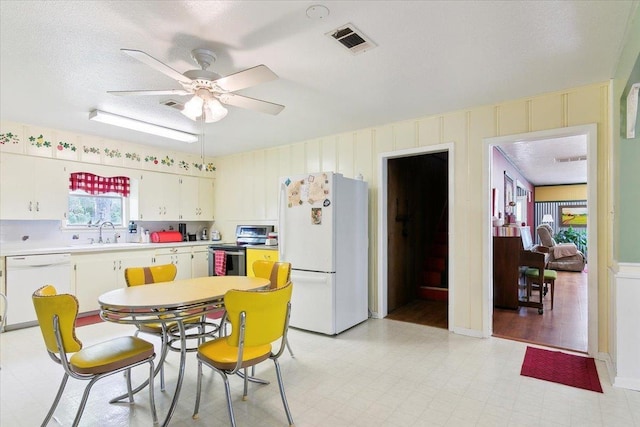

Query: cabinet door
<box><xmin>192</xmin><ymin>247</ymin><xmax>210</xmax><ymax>278</ymax></box>
<box><xmin>138</xmin><ymin>172</ymin><xmax>181</xmax><ymax>220</ymax></box>
<box><xmin>74</xmin><ymin>254</ymin><xmax>118</xmax><ymax>313</ymax></box>
<box><xmin>137</xmin><ymin>172</ymin><xmax>163</xmax><ymax>220</ymax></box>
<box><xmin>246</xmin><ymin>249</ymin><xmax>279</xmax><ymax>277</ymax></box>
<box><xmin>154</xmin><ymin>248</ymin><xmax>192</xmax><ymax>280</ymax></box>
<box><xmin>198</xmin><ymin>178</ymin><xmax>214</xmax><ymax>220</ymax></box>
<box><xmin>116</xmin><ymin>250</ymin><xmax>155</xmax><ymax>288</ymax></box>
<box><xmin>0</xmin><ymin>154</ymin><xmax>66</xmax><ymax>220</ymax></box>
<box><xmin>179</xmin><ymin>176</ymin><xmax>199</xmax><ymax>221</ymax></box>
<box><xmin>35</xmin><ymin>158</ymin><xmax>66</xmax><ymax>219</ymax></box>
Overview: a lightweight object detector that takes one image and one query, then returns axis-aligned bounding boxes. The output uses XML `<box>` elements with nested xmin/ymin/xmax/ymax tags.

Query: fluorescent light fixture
<box><xmin>89</xmin><ymin>110</ymin><xmax>198</xmax><ymax>143</ymax></box>
<box><xmin>542</xmin><ymin>214</ymin><xmax>554</xmax><ymax>223</ymax></box>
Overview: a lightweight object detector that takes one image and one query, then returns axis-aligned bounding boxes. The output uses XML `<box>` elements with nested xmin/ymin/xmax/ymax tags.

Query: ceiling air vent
<box><xmin>160</xmin><ymin>99</ymin><xmax>184</xmax><ymax>111</ymax></box>
<box><xmin>326</xmin><ymin>23</ymin><xmax>376</xmax><ymax>55</ymax></box>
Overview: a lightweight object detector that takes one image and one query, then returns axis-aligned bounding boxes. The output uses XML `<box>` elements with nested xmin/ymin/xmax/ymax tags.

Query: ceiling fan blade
<box><xmin>213</xmin><ymin>65</ymin><xmax>278</xmax><ymax>92</ymax></box>
<box><xmin>121</xmin><ymin>49</ymin><xmax>192</xmax><ymax>83</ymax></box>
<box><xmin>219</xmin><ymin>93</ymin><xmax>284</xmax><ymax>115</ymax></box>
<box><xmin>108</xmin><ymin>89</ymin><xmax>191</xmax><ymax>96</ymax></box>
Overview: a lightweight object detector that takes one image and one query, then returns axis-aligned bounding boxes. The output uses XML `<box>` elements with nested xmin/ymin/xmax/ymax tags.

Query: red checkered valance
<box><xmin>69</xmin><ymin>172</ymin><xmax>130</xmax><ymax>197</ymax></box>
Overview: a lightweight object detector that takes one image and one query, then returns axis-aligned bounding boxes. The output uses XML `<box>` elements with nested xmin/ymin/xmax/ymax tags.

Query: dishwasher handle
<box><xmin>7</xmin><ymin>254</ymin><xmax>71</xmax><ymax>268</ymax></box>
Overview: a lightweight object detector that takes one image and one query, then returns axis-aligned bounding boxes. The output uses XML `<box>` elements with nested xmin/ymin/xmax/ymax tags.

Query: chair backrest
<box><xmin>252</xmin><ymin>260</ymin><xmax>291</xmax><ymax>289</ymax></box>
<box><xmin>224</xmin><ymin>282</ymin><xmax>293</xmax><ymax>348</ymax></box>
<box><xmin>32</xmin><ymin>285</ymin><xmax>82</xmax><ymax>354</ymax></box>
<box><xmin>536</xmin><ymin>224</ymin><xmax>557</xmax><ymax>247</ymax></box>
<box><xmin>520</xmin><ymin>250</ymin><xmax>546</xmax><ymax>279</ymax></box>
<box><xmin>125</xmin><ymin>264</ymin><xmax>177</xmax><ymax>287</ymax></box>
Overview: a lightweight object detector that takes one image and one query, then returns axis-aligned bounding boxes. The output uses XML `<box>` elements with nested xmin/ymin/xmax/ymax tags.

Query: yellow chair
<box><xmin>125</xmin><ymin>264</ymin><xmax>178</xmax><ymax>391</ymax></box>
<box><xmin>192</xmin><ymin>283</ymin><xmax>295</xmax><ymax>427</ymax></box>
<box><xmin>124</xmin><ymin>263</ymin><xmax>177</xmax><ymax>287</ymax></box>
<box><xmin>252</xmin><ymin>260</ymin><xmax>294</xmax><ymax>357</ymax></box>
<box><xmin>32</xmin><ymin>285</ymin><xmax>157</xmax><ymax>427</ymax></box>
<box><xmin>252</xmin><ymin>260</ymin><xmax>291</xmax><ymax>289</ymax></box>
<box><xmin>125</xmin><ymin>264</ymin><xmax>220</xmax><ymax>391</ymax></box>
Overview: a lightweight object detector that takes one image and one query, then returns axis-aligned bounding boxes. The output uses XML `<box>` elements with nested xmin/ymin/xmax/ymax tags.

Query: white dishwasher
<box><xmin>6</xmin><ymin>253</ymin><xmax>72</xmax><ymax>329</ymax></box>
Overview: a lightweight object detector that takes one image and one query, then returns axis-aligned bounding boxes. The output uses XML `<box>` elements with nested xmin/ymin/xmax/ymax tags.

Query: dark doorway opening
<box><xmin>385</xmin><ymin>151</ymin><xmax>449</xmax><ymax>329</ymax></box>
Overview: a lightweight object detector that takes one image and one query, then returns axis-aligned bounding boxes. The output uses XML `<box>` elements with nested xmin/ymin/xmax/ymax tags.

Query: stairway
<box><xmin>417</xmin><ymin>207</ymin><xmax>448</xmax><ymax>302</ymax></box>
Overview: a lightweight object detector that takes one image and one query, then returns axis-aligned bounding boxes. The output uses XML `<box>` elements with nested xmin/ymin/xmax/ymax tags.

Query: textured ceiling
<box><xmin>0</xmin><ymin>0</ymin><xmax>635</xmax><ymax>176</ymax></box>
<box><xmin>498</xmin><ymin>135</ymin><xmax>587</xmax><ymax>186</ymax></box>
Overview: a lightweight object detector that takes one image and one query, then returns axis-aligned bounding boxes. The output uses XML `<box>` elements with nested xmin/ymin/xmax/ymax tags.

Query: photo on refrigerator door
<box><xmin>311</xmin><ymin>208</ymin><xmax>322</xmax><ymax>225</ymax></box>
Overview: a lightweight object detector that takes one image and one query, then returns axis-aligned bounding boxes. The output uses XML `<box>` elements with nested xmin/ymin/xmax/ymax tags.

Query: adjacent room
<box><xmin>1</xmin><ymin>2</ymin><xmax>639</xmax><ymax>426</ymax></box>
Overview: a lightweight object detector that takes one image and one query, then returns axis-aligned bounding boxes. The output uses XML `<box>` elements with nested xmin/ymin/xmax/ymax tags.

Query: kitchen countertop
<box><xmin>246</xmin><ymin>245</ymin><xmax>279</xmax><ymax>250</ymax></box>
<box><xmin>0</xmin><ymin>240</ymin><xmax>215</xmax><ymax>257</ymax></box>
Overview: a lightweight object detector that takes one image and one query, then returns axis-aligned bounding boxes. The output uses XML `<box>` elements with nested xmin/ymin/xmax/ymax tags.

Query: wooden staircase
<box><xmin>417</xmin><ymin>204</ymin><xmax>448</xmax><ymax>301</ymax></box>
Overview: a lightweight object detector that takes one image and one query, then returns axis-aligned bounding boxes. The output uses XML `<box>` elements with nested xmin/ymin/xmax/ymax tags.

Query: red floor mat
<box><xmin>520</xmin><ymin>346</ymin><xmax>603</xmax><ymax>392</ymax></box>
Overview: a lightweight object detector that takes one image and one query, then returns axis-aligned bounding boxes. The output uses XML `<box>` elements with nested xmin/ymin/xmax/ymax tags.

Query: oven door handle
<box><xmin>212</xmin><ymin>250</ymin><xmax>245</xmax><ymax>256</ymax></box>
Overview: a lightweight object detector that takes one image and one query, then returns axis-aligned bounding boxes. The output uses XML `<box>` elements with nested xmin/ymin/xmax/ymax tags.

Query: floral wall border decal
<box><xmin>29</xmin><ymin>134</ymin><xmax>52</xmax><ymax>148</ymax></box>
<box><xmin>125</xmin><ymin>152</ymin><xmax>141</xmax><ymax>162</ymax></box>
<box><xmin>104</xmin><ymin>148</ymin><xmax>122</xmax><ymax>158</ymax></box>
<box><xmin>0</xmin><ymin>132</ymin><xmax>20</xmax><ymax>145</ymax></box>
<box><xmin>83</xmin><ymin>145</ymin><xmax>101</xmax><ymax>154</ymax></box>
<box><xmin>57</xmin><ymin>141</ymin><xmax>77</xmax><ymax>152</ymax></box>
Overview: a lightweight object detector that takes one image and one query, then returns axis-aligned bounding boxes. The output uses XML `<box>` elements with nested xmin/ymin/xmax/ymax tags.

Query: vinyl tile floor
<box><xmin>1</xmin><ymin>318</ymin><xmax>639</xmax><ymax>427</ymax></box>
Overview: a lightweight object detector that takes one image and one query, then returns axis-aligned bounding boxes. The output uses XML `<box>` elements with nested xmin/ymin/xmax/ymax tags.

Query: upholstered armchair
<box><xmin>534</xmin><ymin>224</ymin><xmax>586</xmax><ymax>272</ymax></box>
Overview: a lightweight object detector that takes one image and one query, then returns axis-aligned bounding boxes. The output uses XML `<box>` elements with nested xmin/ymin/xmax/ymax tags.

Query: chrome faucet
<box><xmin>98</xmin><ymin>221</ymin><xmax>115</xmax><ymax>243</ymax></box>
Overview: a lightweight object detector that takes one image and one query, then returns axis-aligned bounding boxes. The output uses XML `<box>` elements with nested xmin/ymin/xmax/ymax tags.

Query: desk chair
<box><xmin>525</xmin><ymin>267</ymin><xmax>558</xmax><ymax>310</ymax></box>
<box><xmin>192</xmin><ymin>283</ymin><xmax>295</xmax><ymax>427</ymax></box>
<box><xmin>252</xmin><ymin>260</ymin><xmax>294</xmax><ymax>357</ymax></box>
<box><xmin>32</xmin><ymin>285</ymin><xmax>157</xmax><ymax>427</ymax></box>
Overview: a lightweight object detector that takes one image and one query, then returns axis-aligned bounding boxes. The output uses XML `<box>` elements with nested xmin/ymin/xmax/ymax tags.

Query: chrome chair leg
<box><xmin>285</xmin><ymin>338</ymin><xmax>294</xmax><ymax>358</ymax></box>
<box><xmin>243</xmin><ymin>368</ymin><xmax>249</xmax><ymax>401</ymax></box>
<box><xmin>192</xmin><ymin>360</ymin><xmax>204</xmax><ymax>419</ymax></box>
<box><xmin>41</xmin><ymin>374</ymin><xmax>69</xmax><ymax>427</ymax></box>
<box><xmin>221</xmin><ymin>372</ymin><xmax>237</xmax><ymax>427</ymax></box>
<box><xmin>72</xmin><ymin>376</ymin><xmax>100</xmax><ymax>427</ymax></box>
<box><xmin>273</xmin><ymin>358</ymin><xmax>294</xmax><ymax>426</ymax></box>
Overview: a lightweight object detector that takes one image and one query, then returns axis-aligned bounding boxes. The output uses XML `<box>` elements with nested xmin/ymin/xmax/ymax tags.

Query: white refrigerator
<box><xmin>278</xmin><ymin>172</ymin><xmax>368</xmax><ymax>335</ymax></box>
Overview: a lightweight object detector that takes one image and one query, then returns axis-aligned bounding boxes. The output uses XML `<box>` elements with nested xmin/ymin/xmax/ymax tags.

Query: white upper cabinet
<box><xmin>178</xmin><ymin>176</ymin><xmax>214</xmax><ymax>221</ymax></box>
<box><xmin>178</xmin><ymin>176</ymin><xmax>199</xmax><ymax>221</ymax></box>
<box><xmin>0</xmin><ymin>154</ymin><xmax>67</xmax><ymax>220</ymax></box>
<box><xmin>136</xmin><ymin>171</ymin><xmax>180</xmax><ymax>220</ymax></box>
<box><xmin>198</xmin><ymin>178</ymin><xmax>214</xmax><ymax>220</ymax></box>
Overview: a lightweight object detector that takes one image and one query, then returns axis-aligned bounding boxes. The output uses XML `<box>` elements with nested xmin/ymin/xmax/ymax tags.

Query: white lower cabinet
<box><xmin>73</xmin><ymin>250</ymin><xmax>153</xmax><ymax>313</ymax></box>
<box><xmin>192</xmin><ymin>246</ymin><xmax>210</xmax><ymax>278</ymax></box>
<box><xmin>153</xmin><ymin>247</ymin><xmax>192</xmax><ymax>280</ymax></box>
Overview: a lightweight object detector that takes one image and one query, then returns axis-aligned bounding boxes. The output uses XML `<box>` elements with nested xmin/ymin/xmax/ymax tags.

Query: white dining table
<box><xmin>99</xmin><ymin>275</ymin><xmax>270</xmax><ymax>427</ymax></box>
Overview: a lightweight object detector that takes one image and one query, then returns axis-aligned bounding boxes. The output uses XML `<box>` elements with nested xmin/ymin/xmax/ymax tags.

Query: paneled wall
<box><xmin>213</xmin><ymin>82</ymin><xmax>612</xmax><ymax>348</ymax></box>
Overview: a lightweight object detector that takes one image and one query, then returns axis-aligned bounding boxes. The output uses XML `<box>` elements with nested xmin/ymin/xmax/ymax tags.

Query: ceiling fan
<box><xmin>108</xmin><ymin>48</ymin><xmax>285</xmax><ymax>123</ymax></box>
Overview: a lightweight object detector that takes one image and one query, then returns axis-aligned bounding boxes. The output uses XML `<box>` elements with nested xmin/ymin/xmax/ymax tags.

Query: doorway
<box><xmin>377</xmin><ymin>143</ymin><xmax>455</xmax><ymax>329</ymax></box>
<box><xmin>483</xmin><ymin>125</ymin><xmax>598</xmax><ymax>355</ymax></box>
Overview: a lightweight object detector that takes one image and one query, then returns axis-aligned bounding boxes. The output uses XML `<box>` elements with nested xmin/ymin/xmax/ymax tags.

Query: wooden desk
<box><xmin>99</xmin><ymin>276</ymin><xmax>269</xmax><ymax>427</ymax></box>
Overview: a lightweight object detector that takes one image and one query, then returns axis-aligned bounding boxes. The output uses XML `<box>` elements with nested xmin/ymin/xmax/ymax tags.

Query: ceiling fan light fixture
<box><xmin>88</xmin><ymin>110</ymin><xmax>197</xmax><ymax>143</ymax></box>
<box><xmin>203</xmin><ymin>98</ymin><xmax>228</xmax><ymax>123</ymax></box>
<box><xmin>182</xmin><ymin>94</ymin><xmax>205</xmax><ymax>120</ymax></box>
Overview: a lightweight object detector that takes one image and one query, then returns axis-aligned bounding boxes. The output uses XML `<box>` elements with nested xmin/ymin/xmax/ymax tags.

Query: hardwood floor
<box><xmin>386</xmin><ymin>299</ymin><xmax>448</xmax><ymax>329</ymax></box>
<box><xmin>493</xmin><ymin>270</ymin><xmax>588</xmax><ymax>352</ymax></box>
<box><xmin>384</xmin><ymin>270</ymin><xmax>587</xmax><ymax>353</ymax></box>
